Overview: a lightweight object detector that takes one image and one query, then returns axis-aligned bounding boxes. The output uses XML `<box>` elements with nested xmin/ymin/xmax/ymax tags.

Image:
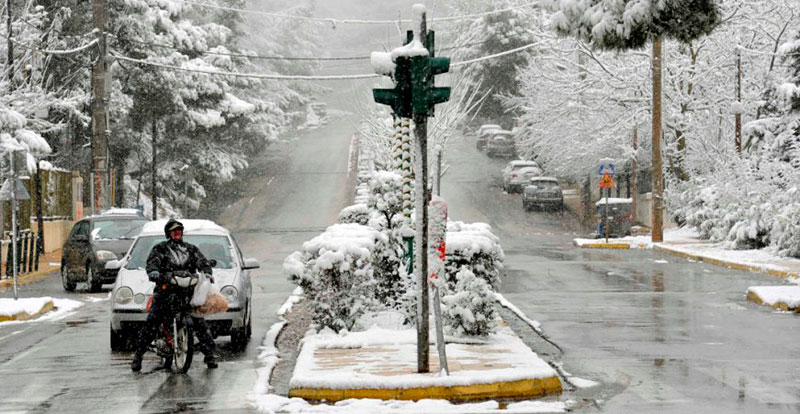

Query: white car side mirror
<box><xmin>243</xmin><ymin>258</ymin><xmax>260</xmax><ymax>270</ymax></box>
<box><xmin>105</xmin><ymin>260</ymin><xmax>122</xmax><ymax>270</ymax></box>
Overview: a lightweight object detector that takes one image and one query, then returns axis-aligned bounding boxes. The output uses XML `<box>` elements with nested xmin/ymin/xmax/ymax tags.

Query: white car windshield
<box><xmin>125</xmin><ymin>235</ymin><xmax>235</xmax><ymax>270</ymax></box>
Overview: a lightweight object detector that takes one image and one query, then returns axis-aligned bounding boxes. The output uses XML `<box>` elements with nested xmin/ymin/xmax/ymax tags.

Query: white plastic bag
<box><xmin>190</xmin><ymin>272</ymin><xmax>212</xmax><ymax>307</ymax></box>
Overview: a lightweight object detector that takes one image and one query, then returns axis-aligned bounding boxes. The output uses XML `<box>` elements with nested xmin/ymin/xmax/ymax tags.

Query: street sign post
<box><xmin>598</xmin><ymin>159</ymin><xmax>616</xmax><ymax>243</ymax></box>
<box><xmin>428</xmin><ymin>197</ymin><xmax>449</xmax><ymax>375</ymax></box>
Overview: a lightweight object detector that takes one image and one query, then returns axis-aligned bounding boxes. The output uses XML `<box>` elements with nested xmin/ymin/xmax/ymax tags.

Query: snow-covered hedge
<box><xmin>338</xmin><ymin>204</ymin><xmax>369</xmax><ymax>225</ymax></box>
<box><xmin>441</xmin><ymin>268</ymin><xmax>498</xmax><ymax>337</ymax></box>
<box><xmin>284</xmin><ymin>223</ymin><xmax>387</xmax><ymax>332</ymax></box>
<box><xmin>445</xmin><ymin>221</ymin><xmax>505</xmax><ymax>290</ymax></box>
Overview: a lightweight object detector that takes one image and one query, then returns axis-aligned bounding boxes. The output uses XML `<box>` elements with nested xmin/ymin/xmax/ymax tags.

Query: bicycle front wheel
<box><xmin>172</xmin><ymin>318</ymin><xmax>194</xmax><ymax>373</ymax></box>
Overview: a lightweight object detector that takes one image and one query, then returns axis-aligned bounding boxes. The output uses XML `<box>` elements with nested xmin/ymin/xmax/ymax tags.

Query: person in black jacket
<box><xmin>131</xmin><ymin>219</ymin><xmax>218</xmax><ymax>372</ymax></box>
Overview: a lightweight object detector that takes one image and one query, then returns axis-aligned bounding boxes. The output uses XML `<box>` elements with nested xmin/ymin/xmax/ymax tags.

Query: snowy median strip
<box><xmin>746</xmin><ymin>286</ymin><xmax>800</xmax><ymax>312</ymax></box>
<box><xmin>286</xmin><ymin>318</ymin><xmax>561</xmax><ymax>401</ymax></box>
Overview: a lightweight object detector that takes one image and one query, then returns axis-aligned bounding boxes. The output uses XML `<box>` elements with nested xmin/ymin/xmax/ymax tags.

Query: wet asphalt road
<box><xmin>0</xmin><ymin>80</ymin><xmax>364</xmax><ymax>413</ymax></box>
<box><xmin>442</xmin><ymin>135</ymin><xmax>800</xmax><ymax>413</ymax></box>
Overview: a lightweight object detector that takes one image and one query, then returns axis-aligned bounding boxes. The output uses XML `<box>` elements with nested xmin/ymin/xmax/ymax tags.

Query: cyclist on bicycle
<box><xmin>131</xmin><ymin>219</ymin><xmax>218</xmax><ymax>372</ymax></box>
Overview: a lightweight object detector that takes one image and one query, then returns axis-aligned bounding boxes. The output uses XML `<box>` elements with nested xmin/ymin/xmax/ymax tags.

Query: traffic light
<box><xmin>373</xmin><ymin>57</ymin><xmax>412</xmax><ymax>118</ymax></box>
<box><xmin>410</xmin><ymin>55</ymin><xmax>451</xmax><ymax>117</ymax></box>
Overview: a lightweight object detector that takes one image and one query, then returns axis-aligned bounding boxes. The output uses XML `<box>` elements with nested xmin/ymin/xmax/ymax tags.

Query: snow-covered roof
<box><xmin>491</xmin><ymin>130</ymin><xmax>513</xmax><ymax>135</ymax></box>
<box><xmin>96</xmin><ymin>208</ymin><xmax>144</xmax><ymax>217</ymax></box>
<box><xmin>140</xmin><ymin>219</ymin><xmax>229</xmax><ymax>236</ymax></box>
<box><xmin>531</xmin><ymin>176</ymin><xmax>558</xmax><ymax>182</ymax></box>
<box><xmin>517</xmin><ymin>167</ymin><xmax>542</xmax><ymax>175</ymax></box>
<box><xmin>508</xmin><ymin>160</ymin><xmax>538</xmax><ymax>167</ymax></box>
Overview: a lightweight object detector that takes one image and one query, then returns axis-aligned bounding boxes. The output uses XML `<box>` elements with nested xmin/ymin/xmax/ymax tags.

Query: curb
<box><xmin>288</xmin><ymin>377</ymin><xmax>562</xmax><ymax>402</ymax></box>
<box><xmin>0</xmin><ymin>299</ymin><xmax>55</xmax><ymax>322</ymax></box>
<box><xmin>654</xmin><ymin>245</ymin><xmax>799</xmax><ymax>279</ymax></box>
<box><xmin>574</xmin><ymin>241</ymin><xmax>631</xmax><ymax>250</ymax></box>
<box><xmin>746</xmin><ymin>290</ymin><xmax>799</xmax><ymax>313</ymax></box>
<box><xmin>0</xmin><ymin>268</ymin><xmax>58</xmax><ymax>291</ymax></box>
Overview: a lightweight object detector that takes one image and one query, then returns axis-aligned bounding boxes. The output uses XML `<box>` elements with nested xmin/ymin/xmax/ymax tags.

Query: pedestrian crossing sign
<box><xmin>599</xmin><ymin>172</ymin><xmax>614</xmax><ymax>189</ymax></box>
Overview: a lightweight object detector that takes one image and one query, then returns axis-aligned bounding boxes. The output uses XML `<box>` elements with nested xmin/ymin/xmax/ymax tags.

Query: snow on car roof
<box><xmin>517</xmin><ymin>166</ymin><xmax>542</xmax><ymax>173</ymax></box>
<box><xmin>530</xmin><ymin>176</ymin><xmax>559</xmax><ymax>182</ymax></box>
<box><xmin>139</xmin><ymin>219</ymin><xmax>229</xmax><ymax>236</ymax></box>
<box><xmin>480</xmin><ymin>124</ymin><xmax>501</xmax><ymax>129</ymax></box>
<box><xmin>92</xmin><ymin>208</ymin><xmax>144</xmax><ymax>217</ymax></box>
<box><xmin>509</xmin><ymin>160</ymin><xmax>538</xmax><ymax>166</ymax></box>
<box><xmin>595</xmin><ymin>197</ymin><xmax>632</xmax><ymax>205</ymax></box>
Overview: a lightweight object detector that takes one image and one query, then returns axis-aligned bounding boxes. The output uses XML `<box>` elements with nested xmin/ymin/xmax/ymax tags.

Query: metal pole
<box><xmin>151</xmin><ymin>118</ymin><xmax>157</xmax><ymax>220</ymax></box>
<box><xmin>735</xmin><ymin>49</ymin><xmax>742</xmax><ymax>153</ymax></box>
<box><xmin>651</xmin><ymin>36</ymin><xmax>664</xmax><ymax>243</ymax></box>
<box><xmin>631</xmin><ymin>124</ymin><xmax>639</xmax><ymax>224</ymax></box>
<box><xmin>414</xmin><ymin>9</ymin><xmax>430</xmax><ymax>374</ymax></box>
<box><xmin>10</xmin><ymin>152</ymin><xmax>18</xmax><ymax>300</ymax></box>
<box><xmin>6</xmin><ymin>0</ymin><xmax>13</xmax><ymax>85</ymax></box>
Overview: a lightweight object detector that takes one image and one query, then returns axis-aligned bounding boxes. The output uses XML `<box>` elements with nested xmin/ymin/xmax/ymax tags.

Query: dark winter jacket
<box><xmin>146</xmin><ymin>239</ymin><xmax>212</xmax><ymax>297</ymax></box>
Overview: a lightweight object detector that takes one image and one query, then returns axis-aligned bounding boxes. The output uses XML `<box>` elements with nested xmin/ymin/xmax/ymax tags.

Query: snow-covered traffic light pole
<box><xmin>371</xmin><ymin>4</ymin><xmax>450</xmax><ymax>373</ymax></box>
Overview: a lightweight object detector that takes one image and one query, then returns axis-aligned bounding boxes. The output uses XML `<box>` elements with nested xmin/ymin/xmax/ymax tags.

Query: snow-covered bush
<box><xmin>444</xmin><ymin>221</ymin><xmax>504</xmax><ymax>290</ymax></box>
<box><xmin>441</xmin><ymin>268</ymin><xmax>497</xmax><ymax>337</ymax></box>
<box><xmin>284</xmin><ymin>223</ymin><xmax>387</xmax><ymax>332</ymax></box>
<box><xmin>365</xmin><ymin>171</ymin><xmax>407</xmax><ymax>306</ymax></box>
<box><xmin>338</xmin><ymin>204</ymin><xmax>369</xmax><ymax>225</ymax></box>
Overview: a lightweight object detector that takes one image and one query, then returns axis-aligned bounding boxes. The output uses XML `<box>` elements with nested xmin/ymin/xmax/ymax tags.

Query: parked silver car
<box><xmin>107</xmin><ymin>219</ymin><xmax>260</xmax><ymax>351</ymax></box>
<box><xmin>476</xmin><ymin>124</ymin><xmax>502</xmax><ymax>150</ymax></box>
<box><xmin>502</xmin><ymin>160</ymin><xmax>542</xmax><ymax>193</ymax></box>
<box><xmin>523</xmin><ymin>177</ymin><xmax>564</xmax><ymax>211</ymax></box>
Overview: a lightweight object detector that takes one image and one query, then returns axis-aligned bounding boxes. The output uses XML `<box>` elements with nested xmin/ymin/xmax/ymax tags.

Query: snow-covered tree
<box><xmin>441</xmin><ymin>268</ymin><xmax>497</xmax><ymax>337</ymax></box>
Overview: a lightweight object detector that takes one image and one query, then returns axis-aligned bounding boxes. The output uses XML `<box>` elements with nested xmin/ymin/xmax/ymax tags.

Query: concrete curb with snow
<box><xmin>746</xmin><ymin>286</ymin><xmax>800</xmax><ymax>313</ymax></box>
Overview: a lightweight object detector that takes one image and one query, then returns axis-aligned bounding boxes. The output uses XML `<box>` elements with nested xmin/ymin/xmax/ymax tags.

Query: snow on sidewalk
<box><xmin>287</xmin><ymin>314</ymin><xmax>561</xmax><ymax>402</ymax></box>
<box><xmin>746</xmin><ymin>286</ymin><xmax>800</xmax><ymax>312</ymax></box>
<box><xmin>575</xmin><ymin>227</ymin><xmax>800</xmax><ymax>280</ymax></box>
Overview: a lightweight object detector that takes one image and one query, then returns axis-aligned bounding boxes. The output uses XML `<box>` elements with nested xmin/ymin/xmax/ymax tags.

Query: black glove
<box><xmin>148</xmin><ymin>271</ymin><xmax>162</xmax><ymax>283</ymax></box>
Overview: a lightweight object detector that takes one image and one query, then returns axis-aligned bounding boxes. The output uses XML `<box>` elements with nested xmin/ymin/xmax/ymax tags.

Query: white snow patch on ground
<box><xmin>0</xmin><ymin>297</ymin><xmax>53</xmax><ymax>316</ymax></box>
<box><xmin>747</xmin><ymin>286</ymin><xmax>800</xmax><ymax>308</ymax></box>
<box><xmin>495</xmin><ymin>292</ymin><xmax>542</xmax><ymax>331</ymax></box>
<box><xmin>290</xmin><ymin>322</ymin><xmax>557</xmax><ymax>390</ymax></box>
<box><xmin>568</xmin><ymin>376</ymin><xmax>600</xmax><ymax>388</ymax></box>
<box><xmin>252</xmin><ymin>395</ymin><xmax>566</xmax><ymax>413</ymax></box>
<box><xmin>654</xmin><ymin>259</ymin><xmax>669</xmax><ymax>264</ymax></box>
<box><xmin>0</xmin><ymin>298</ymin><xmax>83</xmax><ymax>325</ymax></box>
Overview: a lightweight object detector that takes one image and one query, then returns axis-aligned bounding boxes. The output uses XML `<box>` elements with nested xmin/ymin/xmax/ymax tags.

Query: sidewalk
<box><xmin>0</xmin><ymin>249</ymin><xmax>61</xmax><ymax>292</ymax></box>
<box><xmin>287</xmin><ymin>317</ymin><xmax>562</xmax><ymax>402</ymax></box>
<box><xmin>575</xmin><ymin>228</ymin><xmax>800</xmax><ymax>280</ymax></box>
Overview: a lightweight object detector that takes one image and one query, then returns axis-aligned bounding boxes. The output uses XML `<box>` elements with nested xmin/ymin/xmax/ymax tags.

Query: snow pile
<box><xmin>285</xmin><ymin>224</ymin><xmax>388</xmax><ymax>332</ymax></box>
<box><xmin>0</xmin><ymin>297</ymin><xmax>53</xmax><ymax>317</ymax></box>
<box><xmin>747</xmin><ymin>286</ymin><xmax>800</xmax><ymax>309</ymax></box>
<box><xmin>253</xmin><ymin>395</ymin><xmax>566</xmax><ymax>413</ymax></box>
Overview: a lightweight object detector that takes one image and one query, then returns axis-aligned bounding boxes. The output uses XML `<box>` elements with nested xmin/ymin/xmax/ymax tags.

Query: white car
<box><xmin>502</xmin><ymin>160</ymin><xmax>542</xmax><ymax>192</ymax></box>
<box><xmin>107</xmin><ymin>219</ymin><xmax>260</xmax><ymax>351</ymax></box>
<box><xmin>476</xmin><ymin>124</ymin><xmax>502</xmax><ymax>150</ymax></box>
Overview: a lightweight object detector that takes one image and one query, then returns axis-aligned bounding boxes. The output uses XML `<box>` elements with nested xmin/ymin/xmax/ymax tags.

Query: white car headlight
<box><xmin>96</xmin><ymin>250</ymin><xmax>118</xmax><ymax>261</ymax></box>
<box><xmin>115</xmin><ymin>286</ymin><xmax>133</xmax><ymax>304</ymax></box>
<box><xmin>134</xmin><ymin>293</ymin><xmax>145</xmax><ymax>305</ymax></box>
<box><xmin>220</xmin><ymin>285</ymin><xmax>238</xmax><ymax>302</ymax></box>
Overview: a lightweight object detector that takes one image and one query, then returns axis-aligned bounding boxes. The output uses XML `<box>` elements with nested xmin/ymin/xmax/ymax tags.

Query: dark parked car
<box><xmin>523</xmin><ymin>177</ymin><xmax>564</xmax><ymax>211</ymax></box>
<box><xmin>61</xmin><ymin>209</ymin><xmax>149</xmax><ymax>292</ymax></box>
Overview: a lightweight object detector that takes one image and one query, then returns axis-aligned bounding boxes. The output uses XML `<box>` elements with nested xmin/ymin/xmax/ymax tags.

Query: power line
<box><xmin>109</xmin><ymin>40</ymin><xmax>543</xmax><ymax>80</ymax></box>
<box><xmin>9</xmin><ymin>37</ymin><xmax>98</xmax><ymax>55</ymax></box>
<box><xmin>172</xmin><ymin>0</ymin><xmax>539</xmax><ymax>26</ymax></box>
<box><xmin>110</xmin><ymin>51</ymin><xmax>381</xmax><ymax>80</ymax></box>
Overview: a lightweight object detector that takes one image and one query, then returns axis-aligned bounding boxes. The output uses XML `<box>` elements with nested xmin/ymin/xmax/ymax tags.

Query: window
<box><xmin>91</xmin><ymin>219</ymin><xmax>148</xmax><ymax>240</ymax></box>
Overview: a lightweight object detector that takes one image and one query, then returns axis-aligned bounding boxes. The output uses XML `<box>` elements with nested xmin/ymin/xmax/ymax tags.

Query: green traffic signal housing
<box><xmin>411</xmin><ymin>56</ymin><xmax>451</xmax><ymax>117</ymax></box>
<box><xmin>373</xmin><ymin>57</ymin><xmax>412</xmax><ymax>118</ymax></box>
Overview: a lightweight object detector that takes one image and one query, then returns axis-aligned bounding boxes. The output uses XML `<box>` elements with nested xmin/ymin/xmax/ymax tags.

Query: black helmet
<box><xmin>164</xmin><ymin>218</ymin><xmax>184</xmax><ymax>239</ymax></box>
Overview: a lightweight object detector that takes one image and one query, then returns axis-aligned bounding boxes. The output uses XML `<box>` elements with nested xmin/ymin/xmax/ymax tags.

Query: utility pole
<box><xmin>151</xmin><ymin>118</ymin><xmax>158</xmax><ymax>220</ymax></box>
<box><xmin>91</xmin><ymin>0</ymin><xmax>109</xmax><ymax>214</ymax></box>
<box><xmin>651</xmin><ymin>37</ymin><xmax>664</xmax><ymax>243</ymax></box>
<box><xmin>735</xmin><ymin>49</ymin><xmax>743</xmax><ymax>153</ymax></box>
<box><xmin>6</xmin><ymin>0</ymin><xmax>12</xmax><ymax>85</ymax></box>
<box><xmin>412</xmin><ymin>12</ymin><xmax>430</xmax><ymax>370</ymax></box>
<box><xmin>631</xmin><ymin>124</ymin><xmax>639</xmax><ymax>224</ymax></box>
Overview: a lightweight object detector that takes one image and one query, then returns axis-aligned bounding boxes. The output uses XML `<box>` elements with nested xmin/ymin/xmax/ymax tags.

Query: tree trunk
<box><xmin>632</xmin><ymin>124</ymin><xmax>639</xmax><ymax>225</ymax></box>
<box><xmin>652</xmin><ymin>37</ymin><xmax>664</xmax><ymax>243</ymax></box>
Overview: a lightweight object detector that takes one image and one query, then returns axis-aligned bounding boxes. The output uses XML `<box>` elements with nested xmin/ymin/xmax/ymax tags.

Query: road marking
<box><xmin>0</xmin><ymin>329</ymin><xmax>23</xmax><ymax>342</ymax></box>
<box><xmin>267</xmin><ymin>176</ymin><xmax>275</xmax><ymax>186</ymax></box>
